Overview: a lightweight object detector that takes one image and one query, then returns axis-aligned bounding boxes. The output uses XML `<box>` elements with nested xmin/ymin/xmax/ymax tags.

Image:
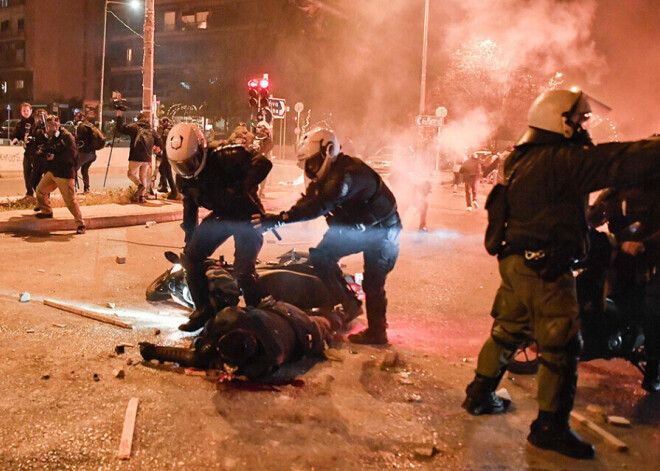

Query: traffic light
<box><xmin>247</xmin><ymin>74</ymin><xmax>270</xmax><ymax>109</ymax></box>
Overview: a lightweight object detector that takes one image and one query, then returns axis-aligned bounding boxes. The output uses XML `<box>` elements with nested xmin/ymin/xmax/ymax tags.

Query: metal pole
<box><xmin>142</xmin><ymin>0</ymin><xmax>155</xmax><ymax>124</ymax></box>
<box><xmin>419</xmin><ymin>0</ymin><xmax>429</xmax><ymax>116</ymax></box>
<box><xmin>99</xmin><ymin>0</ymin><xmax>108</xmax><ymax>131</ymax></box>
<box><xmin>282</xmin><ymin>112</ymin><xmax>287</xmax><ymax>159</ymax></box>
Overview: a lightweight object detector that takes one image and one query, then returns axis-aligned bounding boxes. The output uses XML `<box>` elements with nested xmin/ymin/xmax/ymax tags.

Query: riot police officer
<box><xmin>253</xmin><ymin>127</ymin><xmax>401</xmax><ymax>345</ymax></box>
<box><xmin>464</xmin><ymin>89</ymin><xmax>660</xmax><ymax>460</ymax></box>
<box><xmin>166</xmin><ymin>123</ymin><xmax>273</xmax><ymax>332</ymax></box>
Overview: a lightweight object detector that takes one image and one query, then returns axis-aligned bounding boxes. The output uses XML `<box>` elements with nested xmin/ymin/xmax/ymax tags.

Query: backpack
<box><xmin>81</xmin><ymin>123</ymin><xmax>105</xmax><ymax>151</ymax></box>
<box><xmin>133</xmin><ymin>125</ymin><xmax>155</xmax><ymax>157</ymax></box>
<box><xmin>484</xmin><ymin>152</ymin><xmax>524</xmax><ymax>256</ymax></box>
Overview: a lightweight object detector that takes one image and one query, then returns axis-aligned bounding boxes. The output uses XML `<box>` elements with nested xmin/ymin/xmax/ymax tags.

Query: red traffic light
<box><xmin>259</xmin><ymin>78</ymin><xmax>269</xmax><ymax>89</ymax></box>
<box><xmin>248</xmin><ymin>79</ymin><xmax>258</xmax><ymax>89</ymax></box>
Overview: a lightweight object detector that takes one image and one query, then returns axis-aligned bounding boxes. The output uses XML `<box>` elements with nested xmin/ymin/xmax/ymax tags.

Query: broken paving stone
<box><xmin>404</xmin><ymin>393</ymin><xmax>422</xmax><ymax>403</ymax></box>
<box><xmin>41</xmin><ymin>374</ymin><xmax>50</xmax><ymax>380</ymax></box>
<box><xmin>380</xmin><ymin>350</ymin><xmax>399</xmax><ymax>369</ymax></box>
<box><xmin>114</xmin><ymin>345</ymin><xmax>125</xmax><ymax>355</ymax></box>
<box><xmin>126</xmin><ymin>358</ymin><xmax>134</xmax><ymax>366</ymax></box>
<box><xmin>37</xmin><ymin>269</ymin><xmax>46</xmax><ymax>273</ymax></box>
<box><xmin>414</xmin><ymin>445</ymin><xmax>438</xmax><ymax>458</ymax></box>
<box><xmin>52</xmin><ymin>323</ymin><xmax>66</xmax><ymax>328</ymax></box>
<box><xmin>153</xmin><ymin>328</ymin><xmax>161</xmax><ymax>336</ymax></box>
<box><xmin>93</xmin><ymin>373</ymin><xmax>100</xmax><ymax>382</ymax></box>
<box><xmin>607</xmin><ymin>416</ymin><xmax>631</xmax><ymax>427</ymax></box>
<box><xmin>19</xmin><ymin>292</ymin><xmax>30</xmax><ymax>303</ymax></box>
<box><xmin>113</xmin><ymin>368</ymin><xmax>125</xmax><ymax>379</ymax></box>
<box><xmin>495</xmin><ymin>388</ymin><xmax>512</xmax><ymax>402</ymax></box>
<box><xmin>26</xmin><ymin>329</ymin><xmax>35</xmax><ymax>334</ymax></box>
<box><xmin>324</xmin><ymin>348</ymin><xmax>343</xmax><ymax>362</ymax></box>
<box><xmin>399</xmin><ymin>378</ymin><xmax>414</xmax><ymax>386</ymax></box>
<box><xmin>106</xmin><ymin>302</ymin><xmax>116</xmax><ymax>309</ymax></box>
<box><xmin>115</xmin><ymin>256</ymin><xmax>126</xmax><ymax>264</ymax></box>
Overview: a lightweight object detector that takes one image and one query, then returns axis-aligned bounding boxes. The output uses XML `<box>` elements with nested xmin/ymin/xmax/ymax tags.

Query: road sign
<box><xmin>269</xmin><ymin>98</ymin><xmax>286</xmax><ymax>119</ymax></box>
<box><xmin>415</xmin><ymin>115</ymin><xmax>443</xmax><ymax>127</ymax></box>
<box><xmin>294</xmin><ymin>102</ymin><xmax>304</xmax><ymax>113</ymax></box>
<box><xmin>294</xmin><ymin>126</ymin><xmax>301</xmax><ymax>136</ymax></box>
<box><xmin>257</xmin><ymin>107</ymin><xmax>273</xmax><ymax>124</ymax></box>
<box><xmin>435</xmin><ymin>106</ymin><xmax>447</xmax><ymax>118</ymax></box>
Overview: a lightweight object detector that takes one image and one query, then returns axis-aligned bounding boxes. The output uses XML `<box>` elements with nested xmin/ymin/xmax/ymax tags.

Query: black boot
<box><xmin>642</xmin><ymin>358</ymin><xmax>660</xmax><ymax>393</ymax></box>
<box><xmin>462</xmin><ymin>373</ymin><xmax>510</xmax><ymax>415</ymax></box>
<box><xmin>348</xmin><ymin>297</ymin><xmax>387</xmax><ymax>345</ymax></box>
<box><xmin>178</xmin><ymin>255</ymin><xmax>214</xmax><ymax>332</ymax></box>
<box><xmin>527</xmin><ymin>411</ymin><xmax>595</xmax><ymax>460</ymax></box>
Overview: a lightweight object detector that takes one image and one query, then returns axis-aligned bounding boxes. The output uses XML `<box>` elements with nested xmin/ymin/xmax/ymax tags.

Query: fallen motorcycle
<box><xmin>146</xmin><ymin>249</ymin><xmax>364</xmax><ymax>317</ymax></box>
<box><xmin>508</xmin><ymin>229</ymin><xmax>649</xmax><ymax>386</ymax></box>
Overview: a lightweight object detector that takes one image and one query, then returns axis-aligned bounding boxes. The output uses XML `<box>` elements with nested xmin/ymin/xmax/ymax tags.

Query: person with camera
<box><xmin>114</xmin><ymin>99</ymin><xmax>162</xmax><ymax>203</ymax></box>
<box><xmin>462</xmin><ymin>89</ymin><xmax>660</xmax><ymax>460</ymax></box>
<box><xmin>252</xmin><ymin>127</ymin><xmax>401</xmax><ymax>346</ymax></box>
<box><xmin>34</xmin><ymin>115</ymin><xmax>85</xmax><ymax>234</ymax></box>
<box><xmin>26</xmin><ymin>109</ymin><xmax>49</xmax><ymax>203</ymax></box>
<box><xmin>155</xmin><ymin>116</ymin><xmax>178</xmax><ymax>199</ymax></box>
<box><xmin>74</xmin><ymin>111</ymin><xmax>105</xmax><ymax>193</ymax></box>
<box><xmin>166</xmin><ymin>123</ymin><xmax>273</xmax><ymax>332</ymax></box>
<box><xmin>11</xmin><ymin>102</ymin><xmax>37</xmax><ymax>198</ymax></box>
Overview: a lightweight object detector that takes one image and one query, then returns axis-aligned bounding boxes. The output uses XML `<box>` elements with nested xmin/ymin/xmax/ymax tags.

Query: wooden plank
<box><xmin>43</xmin><ymin>299</ymin><xmax>133</xmax><ymax>330</ymax></box>
<box><xmin>570</xmin><ymin>411</ymin><xmax>628</xmax><ymax>452</ymax></box>
<box><xmin>117</xmin><ymin>397</ymin><xmax>139</xmax><ymax>460</ymax></box>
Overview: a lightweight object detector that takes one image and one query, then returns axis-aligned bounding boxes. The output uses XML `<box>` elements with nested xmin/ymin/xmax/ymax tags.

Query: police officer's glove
<box><xmin>252</xmin><ymin>212</ymin><xmax>285</xmax><ymax>234</ymax></box>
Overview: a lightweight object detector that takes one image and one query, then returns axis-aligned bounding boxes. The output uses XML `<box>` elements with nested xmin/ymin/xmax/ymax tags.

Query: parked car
<box><xmin>365</xmin><ymin>146</ymin><xmax>416</xmax><ymax>177</ymax></box>
<box><xmin>1</xmin><ymin>118</ymin><xmax>20</xmax><ymax>139</ymax></box>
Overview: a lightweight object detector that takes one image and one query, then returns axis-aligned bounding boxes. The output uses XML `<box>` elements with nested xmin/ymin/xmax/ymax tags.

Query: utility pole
<box><xmin>419</xmin><ymin>0</ymin><xmax>429</xmax><ymax>115</ymax></box>
<box><xmin>142</xmin><ymin>0</ymin><xmax>155</xmax><ymax>124</ymax></box>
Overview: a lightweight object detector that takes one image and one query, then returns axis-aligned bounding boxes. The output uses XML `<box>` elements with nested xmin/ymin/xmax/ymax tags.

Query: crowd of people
<box><xmin>10</xmin><ymin>87</ymin><xmax>660</xmax><ymax>461</ymax></box>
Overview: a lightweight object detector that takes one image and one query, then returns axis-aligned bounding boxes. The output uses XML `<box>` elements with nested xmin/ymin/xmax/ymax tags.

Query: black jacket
<box><xmin>116</xmin><ymin>116</ymin><xmax>162</xmax><ymax>162</ymax></box>
<box><xmin>43</xmin><ymin>128</ymin><xmax>78</xmax><ymax>179</ymax></box>
<box><xmin>504</xmin><ymin>136</ymin><xmax>660</xmax><ymax>257</ymax></box>
<box><xmin>180</xmin><ymin>144</ymin><xmax>272</xmax><ymax>238</ymax></box>
<box><xmin>12</xmin><ymin>115</ymin><xmax>34</xmax><ymax>142</ymax></box>
<box><xmin>75</xmin><ymin>119</ymin><xmax>101</xmax><ymax>154</ymax></box>
<box><xmin>284</xmin><ymin>153</ymin><xmax>399</xmax><ymax>228</ymax></box>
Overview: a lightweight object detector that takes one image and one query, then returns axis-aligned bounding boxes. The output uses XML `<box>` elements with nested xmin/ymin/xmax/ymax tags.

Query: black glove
<box><xmin>256</xmin><ymin>212</ymin><xmax>286</xmax><ymax>233</ymax></box>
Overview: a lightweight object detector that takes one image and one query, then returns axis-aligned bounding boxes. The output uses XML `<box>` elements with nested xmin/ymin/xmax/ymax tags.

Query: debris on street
<box><xmin>19</xmin><ymin>292</ymin><xmax>30</xmax><ymax>303</ymax></box>
<box><xmin>113</xmin><ymin>368</ymin><xmax>126</xmax><ymax>379</ymax></box>
<box><xmin>115</xmin><ymin>257</ymin><xmax>126</xmax><ymax>264</ymax></box>
<box><xmin>571</xmin><ymin>411</ymin><xmax>629</xmax><ymax>452</ymax></box>
<box><xmin>607</xmin><ymin>416</ymin><xmax>631</xmax><ymax>427</ymax></box>
<box><xmin>43</xmin><ymin>298</ymin><xmax>133</xmax><ymax>329</ymax></box>
<box><xmin>117</xmin><ymin>397</ymin><xmax>139</xmax><ymax>460</ymax></box>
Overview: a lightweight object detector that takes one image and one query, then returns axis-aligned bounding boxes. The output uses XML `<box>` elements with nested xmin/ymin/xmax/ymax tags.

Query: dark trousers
<box><xmin>310</xmin><ymin>223</ymin><xmax>400</xmax><ymax>331</ymax></box>
<box><xmin>22</xmin><ymin>152</ymin><xmax>34</xmax><ymax>196</ymax></box>
<box><xmin>30</xmin><ymin>159</ymin><xmax>46</xmax><ymax>194</ymax></box>
<box><xmin>157</xmin><ymin>157</ymin><xmax>177</xmax><ymax>194</ymax></box>
<box><xmin>464</xmin><ymin>175</ymin><xmax>479</xmax><ymax>207</ymax></box>
<box><xmin>76</xmin><ymin>152</ymin><xmax>96</xmax><ymax>192</ymax></box>
<box><xmin>184</xmin><ymin>216</ymin><xmax>264</xmax><ymax>307</ymax></box>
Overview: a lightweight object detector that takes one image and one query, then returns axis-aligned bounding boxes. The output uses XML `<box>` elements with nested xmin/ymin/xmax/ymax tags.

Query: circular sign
<box><xmin>294</xmin><ymin>127</ymin><xmax>301</xmax><ymax>136</ymax></box>
<box><xmin>294</xmin><ymin>102</ymin><xmax>304</xmax><ymax>113</ymax></box>
<box><xmin>435</xmin><ymin>106</ymin><xmax>448</xmax><ymax>118</ymax></box>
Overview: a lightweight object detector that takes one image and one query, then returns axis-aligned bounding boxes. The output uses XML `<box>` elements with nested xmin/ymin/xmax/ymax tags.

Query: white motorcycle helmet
<box><xmin>296</xmin><ymin>127</ymin><xmax>340</xmax><ymax>180</ymax></box>
<box><xmin>166</xmin><ymin>123</ymin><xmax>208</xmax><ymax>179</ymax></box>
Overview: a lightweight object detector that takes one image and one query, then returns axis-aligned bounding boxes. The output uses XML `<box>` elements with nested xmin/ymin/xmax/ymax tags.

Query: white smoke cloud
<box><xmin>438</xmin><ymin>107</ymin><xmax>493</xmax><ymax>157</ymax></box>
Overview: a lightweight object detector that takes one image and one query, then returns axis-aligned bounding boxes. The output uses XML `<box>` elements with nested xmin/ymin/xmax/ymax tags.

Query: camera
<box><xmin>111</xmin><ymin>90</ymin><xmax>128</xmax><ymax>111</ymax></box>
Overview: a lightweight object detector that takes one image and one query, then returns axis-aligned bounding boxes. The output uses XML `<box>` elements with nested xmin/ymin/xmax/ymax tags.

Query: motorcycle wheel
<box><xmin>508</xmin><ymin>339</ymin><xmax>539</xmax><ymax>375</ymax></box>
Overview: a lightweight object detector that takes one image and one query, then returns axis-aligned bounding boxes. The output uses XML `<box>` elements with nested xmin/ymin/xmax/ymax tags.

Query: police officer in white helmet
<box><xmin>167</xmin><ymin>123</ymin><xmax>273</xmax><ymax>332</ymax></box>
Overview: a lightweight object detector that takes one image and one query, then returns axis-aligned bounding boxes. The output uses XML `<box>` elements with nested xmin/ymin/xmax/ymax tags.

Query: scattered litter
<box><xmin>26</xmin><ymin>329</ymin><xmax>35</xmax><ymax>334</ymax></box>
<box><xmin>118</xmin><ymin>343</ymin><xmax>134</xmax><ymax>348</ymax></box>
<box><xmin>145</xmin><ymin>221</ymin><xmax>157</xmax><ymax>228</ymax></box>
<box><xmin>52</xmin><ymin>323</ymin><xmax>66</xmax><ymax>328</ymax></box>
<box><xmin>495</xmin><ymin>388</ymin><xmax>512</xmax><ymax>402</ymax></box>
<box><xmin>184</xmin><ymin>368</ymin><xmax>207</xmax><ymax>377</ymax></box>
<box><xmin>115</xmin><ymin>345</ymin><xmax>125</xmax><ymax>355</ymax></box>
<box><xmin>41</xmin><ymin>374</ymin><xmax>50</xmax><ymax>380</ymax></box>
<box><xmin>93</xmin><ymin>373</ymin><xmax>100</xmax><ymax>382</ymax></box>
<box><xmin>380</xmin><ymin>350</ymin><xmax>398</xmax><ymax>369</ymax></box>
<box><xmin>113</xmin><ymin>368</ymin><xmax>126</xmax><ymax>379</ymax></box>
<box><xmin>107</xmin><ymin>302</ymin><xmax>116</xmax><ymax>309</ymax></box>
<box><xmin>117</xmin><ymin>397</ymin><xmax>139</xmax><ymax>460</ymax></box>
<box><xmin>37</xmin><ymin>269</ymin><xmax>46</xmax><ymax>273</ymax></box>
<box><xmin>349</xmin><ymin>349</ymin><xmax>358</xmax><ymax>355</ymax></box>
<box><xmin>324</xmin><ymin>349</ymin><xmax>343</xmax><ymax>362</ymax></box>
<box><xmin>153</xmin><ymin>328</ymin><xmax>161</xmax><ymax>336</ymax></box>
<box><xmin>607</xmin><ymin>416</ymin><xmax>631</xmax><ymax>427</ymax></box>
<box><xmin>461</xmin><ymin>357</ymin><xmax>471</xmax><ymax>363</ymax></box>
<box><xmin>571</xmin><ymin>411</ymin><xmax>628</xmax><ymax>452</ymax></box>
<box><xmin>43</xmin><ymin>299</ymin><xmax>132</xmax><ymax>330</ymax></box>
<box><xmin>19</xmin><ymin>292</ymin><xmax>30</xmax><ymax>303</ymax></box>
<box><xmin>115</xmin><ymin>257</ymin><xmax>126</xmax><ymax>264</ymax></box>
<box><xmin>414</xmin><ymin>445</ymin><xmax>437</xmax><ymax>458</ymax></box>
<box><xmin>126</xmin><ymin>358</ymin><xmax>134</xmax><ymax>366</ymax></box>
<box><xmin>404</xmin><ymin>393</ymin><xmax>422</xmax><ymax>403</ymax></box>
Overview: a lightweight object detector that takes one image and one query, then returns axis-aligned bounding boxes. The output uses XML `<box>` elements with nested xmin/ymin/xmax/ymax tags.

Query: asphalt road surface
<box><xmin>0</xmin><ymin>181</ymin><xmax>657</xmax><ymax>470</ymax></box>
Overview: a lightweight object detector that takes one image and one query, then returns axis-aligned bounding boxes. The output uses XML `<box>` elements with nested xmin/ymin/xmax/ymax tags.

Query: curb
<box><xmin>0</xmin><ymin>209</ymin><xmax>185</xmax><ymax>233</ymax></box>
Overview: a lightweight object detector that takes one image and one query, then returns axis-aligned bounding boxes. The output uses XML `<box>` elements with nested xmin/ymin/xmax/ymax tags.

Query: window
<box><xmin>17</xmin><ymin>18</ymin><xmax>24</xmax><ymax>33</ymax></box>
<box><xmin>126</xmin><ymin>48</ymin><xmax>132</xmax><ymax>64</ymax></box>
<box><xmin>15</xmin><ymin>47</ymin><xmax>23</xmax><ymax>63</ymax></box>
<box><xmin>196</xmin><ymin>11</ymin><xmax>209</xmax><ymax>29</ymax></box>
<box><xmin>15</xmin><ymin>79</ymin><xmax>23</xmax><ymax>89</ymax></box>
<box><xmin>0</xmin><ymin>20</ymin><xmax>9</xmax><ymax>33</ymax></box>
<box><xmin>1</xmin><ymin>0</ymin><xmax>8</xmax><ymax>8</ymax></box>
<box><xmin>164</xmin><ymin>11</ymin><xmax>175</xmax><ymax>31</ymax></box>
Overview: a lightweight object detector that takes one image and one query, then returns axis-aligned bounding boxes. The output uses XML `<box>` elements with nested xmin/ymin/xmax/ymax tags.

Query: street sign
<box><xmin>257</xmin><ymin>107</ymin><xmax>273</xmax><ymax>124</ymax></box>
<box><xmin>269</xmin><ymin>98</ymin><xmax>286</xmax><ymax>118</ymax></box>
<box><xmin>294</xmin><ymin>102</ymin><xmax>304</xmax><ymax>113</ymax></box>
<box><xmin>415</xmin><ymin>115</ymin><xmax>443</xmax><ymax>127</ymax></box>
<box><xmin>294</xmin><ymin>126</ymin><xmax>301</xmax><ymax>136</ymax></box>
<box><xmin>435</xmin><ymin>106</ymin><xmax>447</xmax><ymax>118</ymax></box>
